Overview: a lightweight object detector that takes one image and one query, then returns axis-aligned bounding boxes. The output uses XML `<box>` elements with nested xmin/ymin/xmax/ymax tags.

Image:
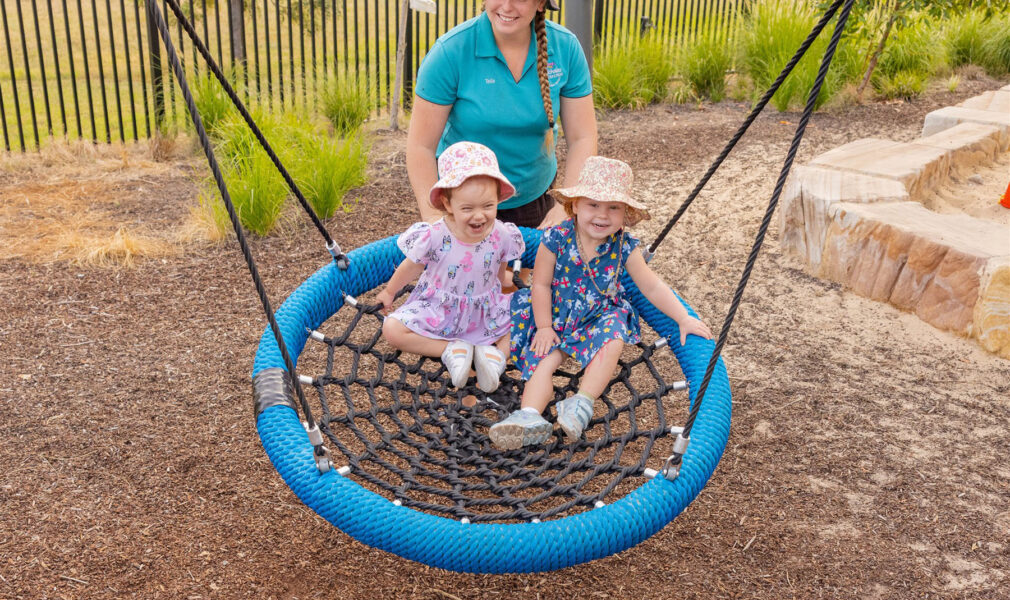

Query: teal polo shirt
<box><xmin>415</xmin><ymin>14</ymin><xmax>592</xmax><ymax>210</ymax></box>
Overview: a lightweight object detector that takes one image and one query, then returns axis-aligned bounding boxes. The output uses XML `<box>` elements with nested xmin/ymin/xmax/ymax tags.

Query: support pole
<box><xmin>566</xmin><ymin>0</ymin><xmax>594</xmax><ymax>73</ymax></box>
<box><xmin>390</xmin><ymin>0</ymin><xmax>410</xmax><ymax>130</ymax></box>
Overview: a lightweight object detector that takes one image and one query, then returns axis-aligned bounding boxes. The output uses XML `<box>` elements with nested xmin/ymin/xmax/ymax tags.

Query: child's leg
<box><xmin>577</xmin><ymin>340</ymin><xmax>625</xmax><ymax>399</ymax></box>
<box><xmin>556</xmin><ymin>340</ymin><xmax>623</xmax><ymax>441</ymax></box>
<box><xmin>382</xmin><ymin>317</ymin><xmax>449</xmax><ymax>358</ymax></box>
<box><xmin>520</xmin><ymin>349</ymin><xmax>564</xmax><ymax>414</ymax></box>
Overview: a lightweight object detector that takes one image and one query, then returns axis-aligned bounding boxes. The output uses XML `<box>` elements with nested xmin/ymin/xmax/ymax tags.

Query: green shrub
<box><xmin>192</xmin><ymin>68</ymin><xmax>242</xmax><ymax>136</ymax></box>
<box><xmin>636</xmin><ymin>37</ymin><xmax>676</xmax><ymax>103</ymax></box>
<box><xmin>321</xmin><ymin>77</ymin><xmax>372</xmax><ymax>134</ymax></box>
<box><xmin>290</xmin><ymin>130</ymin><xmax>370</xmax><ymax>219</ymax></box>
<box><xmin>593</xmin><ymin>44</ymin><xmax>645</xmax><ymax>109</ymax></box>
<box><xmin>593</xmin><ymin>35</ymin><xmax>675</xmax><ymax>109</ymax></box>
<box><xmin>739</xmin><ymin>0</ymin><xmax>860</xmax><ymax>111</ymax></box>
<box><xmin>877</xmin><ymin>18</ymin><xmax>946</xmax><ymax>79</ymax></box>
<box><xmin>875</xmin><ymin>69</ymin><xmax>927</xmax><ymax>99</ymax></box>
<box><xmin>980</xmin><ymin>14</ymin><xmax>1010</xmax><ymax>75</ymax></box>
<box><xmin>946</xmin><ymin>12</ymin><xmax>987</xmax><ymax>69</ymax></box>
<box><xmin>220</xmin><ymin>149</ymin><xmax>288</xmax><ymax>236</ymax></box>
<box><xmin>678</xmin><ymin>34</ymin><xmax>732</xmax><ymax>102</ymax></box>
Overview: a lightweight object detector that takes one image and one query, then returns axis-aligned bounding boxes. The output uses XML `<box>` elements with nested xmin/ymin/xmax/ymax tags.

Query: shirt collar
<box><xmin>475</xmin><ymin>12</ymin><xmax>553</xmax><ymax>78</ymax></box>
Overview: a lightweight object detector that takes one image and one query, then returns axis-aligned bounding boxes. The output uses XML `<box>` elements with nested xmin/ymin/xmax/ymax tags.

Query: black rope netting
<box><xmin>300</xmin><ymin>290</ymin><xmax>689</xmax><ymax>522</ymax></box>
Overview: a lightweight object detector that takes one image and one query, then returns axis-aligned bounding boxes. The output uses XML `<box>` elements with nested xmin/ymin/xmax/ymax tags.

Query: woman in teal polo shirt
<box><xmin>406</xmin><ymin>0</ymin><xmax>597</xmax><ymax>229</ymax></box>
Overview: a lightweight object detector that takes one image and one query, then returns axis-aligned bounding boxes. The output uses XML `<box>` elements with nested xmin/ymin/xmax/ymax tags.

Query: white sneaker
<box><xmin>489</xmin><ymin>409</ymin><xmax>553</xmax><ymax>450</ymax></box>
<box><xmin>473</xmin><ymin>345</ymin><xmax>507</xmax><ymax>393</ymax></box>
<box><xmin>441</xmin><ymin>340</ymin><xmax>474</xmax><ymax>388</ymax></box>
<box><xmin>556</xmin><ymin>393</ymin><xmax>594</xmax><ymax>442</ymax></box>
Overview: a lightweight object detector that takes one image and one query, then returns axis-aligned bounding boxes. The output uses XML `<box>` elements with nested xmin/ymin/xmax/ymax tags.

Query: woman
<box><xmin>406</xmin><ymin>0</ymin><xmax>598</xmax><ymax>229</ymax></box>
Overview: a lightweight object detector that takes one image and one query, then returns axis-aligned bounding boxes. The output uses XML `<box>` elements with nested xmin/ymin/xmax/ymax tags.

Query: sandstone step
<box><xmin>914</xmin><ymin>122</ymin><xmax>1004</xmax><ymax>174</ymax></box>
<box><xmin>959</xmin><ymin>90</ymin><xmax>1010</xmax><ymax>114</ymax></box>
<box><xmin>809</xmin><ymin>138</ymin><xmax>951</xmax><ymax>201</ymax></box>
<box><xmin>819</xmin><ymin>201</ymin><xmax>1009</xmax><ymax>348</ymax></box>
<box><xmin>780</xmin><ymin>165</ymin><xmax>907</xmax><ymax>270</ymax></box>
<box><xmin>921</xmin><ymin>106</ymin><xmax>1010</xmax><ymax>148</ymax></box>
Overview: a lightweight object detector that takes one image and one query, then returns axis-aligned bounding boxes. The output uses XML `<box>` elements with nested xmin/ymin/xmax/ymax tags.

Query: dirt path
<box><xmin>2</xmin><ymin>77</ymin><xmax>1009</xmax><ymax>599</ymax></box>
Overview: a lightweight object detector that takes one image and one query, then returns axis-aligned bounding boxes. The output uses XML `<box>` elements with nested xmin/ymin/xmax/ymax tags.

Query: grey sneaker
<box><xmin>556</xmin><ymin>393</ymin><xmax>594</xmax><ymax>441</ymax></box>
<box><xmin>489</xmin><ymin>409</ymin><xmax>552</xmax><ymax>450</ymax></box>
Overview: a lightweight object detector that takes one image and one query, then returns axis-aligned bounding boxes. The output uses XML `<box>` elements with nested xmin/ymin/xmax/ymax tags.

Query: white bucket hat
<box><xmin>550</xmin><ymin>156</ymin><xmax>650</xmax><ymax>217</ymax></box>
<box><xmin>428</xmin><ymin>141</ymin><xmax>516</xmax><ymax>211</ymax></box>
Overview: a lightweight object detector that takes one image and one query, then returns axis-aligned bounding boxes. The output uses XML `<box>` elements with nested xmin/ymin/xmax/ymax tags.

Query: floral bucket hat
<box><xmin>550</xmin><ymin>156</ymin><xmax>651</xmax><ymax>220</ymax></box>
<box><xmin>429</xmin><ymin>141</ymin><xmax>516</xmax><ymax>211</ymax></box>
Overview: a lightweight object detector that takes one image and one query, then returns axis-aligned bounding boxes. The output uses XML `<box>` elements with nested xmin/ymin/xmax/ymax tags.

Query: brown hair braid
<box><xmin>534</xmin><ymin>10</ymin><xmax>554</xmax><ymax>152</ymax></box>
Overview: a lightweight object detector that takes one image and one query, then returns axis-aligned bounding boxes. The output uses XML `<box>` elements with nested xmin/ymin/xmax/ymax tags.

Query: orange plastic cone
<box><xmin>1002</xmin><ymin>181</ymin><xmax>1010</xmax><ymax>209</ymax></box>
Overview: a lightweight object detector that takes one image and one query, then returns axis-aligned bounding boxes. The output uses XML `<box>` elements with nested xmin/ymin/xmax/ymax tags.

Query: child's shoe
<box><xmin>473</xmin><ymin>345</ymin><xmax>507</xmax><ymax>392</ymax></box>
<box><xmin>489</xmin><ymin>409</ymin><xmax>552</xmax><ymax>450</ymax></box>
<box><xmin>555</xmin><ymin>393</ymin><xmax>594</xmax><ymax>442</ymax></box>
<box><xmin>441</xmin><ymin>340</ymin><xmax>474</xmax><ymax>388</ymax></box>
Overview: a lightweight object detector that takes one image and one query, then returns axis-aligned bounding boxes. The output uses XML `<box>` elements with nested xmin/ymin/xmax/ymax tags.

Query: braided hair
<box><xmin>533</xmin><ymin>9</ymin><xmax>554</xmax><ymax>152</ymax></box>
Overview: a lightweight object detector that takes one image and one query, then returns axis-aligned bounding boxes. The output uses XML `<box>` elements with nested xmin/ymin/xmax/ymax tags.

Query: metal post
<box><xmin>146</xmin><ymin>0</ymin><xmax>165</xmax><ymax>130</ymax></box>
<box><xmin>230</xmin><ymin>0</ymin><xmax>246</xmax><ymax>67</ymax></box>
<box><xmin>566</xmin><ymin>0</ymin><xmax>594</xmax><ymax>73</ymax></box>
<box><xmin>403</xmin><ymin>7</ymin><xmax>413</xmax><ymax>110</ymax></box>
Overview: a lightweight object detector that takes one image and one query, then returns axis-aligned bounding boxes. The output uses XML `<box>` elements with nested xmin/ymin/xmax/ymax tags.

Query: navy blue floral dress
<box><xmin>510</xmin><ymin>219</ymin><xmax>642</xmax><ymax>380</ymax></box>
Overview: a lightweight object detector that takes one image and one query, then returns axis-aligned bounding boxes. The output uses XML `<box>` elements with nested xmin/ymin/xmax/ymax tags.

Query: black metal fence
<box><xmin>1</xmin><ymin>0</ymin><xmax>744</xmax><ymax>152</ymax></box>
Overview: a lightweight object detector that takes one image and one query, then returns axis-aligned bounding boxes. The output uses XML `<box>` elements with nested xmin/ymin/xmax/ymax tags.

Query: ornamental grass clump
<box><xmin>594</xmin><ymin>35</ymin><xmax>675</xmax><ymax>108</ymax></box>
<box><xmin>678</xmin><ymin>33</ymin><xmax>732</xmax><ymax>102</ymax></box>
<box><xmin>739</xmin><ymin>0</ymin><xmax>859</xmax><ymax>111</ymax></box>
<box><xmin>321</xmin><ymin>77</ymin><xmax>372</xmax><ymax>135</ymax></box>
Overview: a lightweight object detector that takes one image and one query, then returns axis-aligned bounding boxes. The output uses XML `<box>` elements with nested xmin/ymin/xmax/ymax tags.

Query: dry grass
<box><xmin>0</xmin><ymin>139</ymin><xmax>195</xmax><ymax>266</ymax></box>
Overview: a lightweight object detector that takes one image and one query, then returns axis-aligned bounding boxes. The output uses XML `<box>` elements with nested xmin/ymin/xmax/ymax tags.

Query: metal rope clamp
<box><xmin>327</xmin><ymin>240</ymin><xmax>350</xmax><ymax>270</ymax></box>
<box><xmin>303</xmin><ymin>421</ymin><xmax>333</xmax><ymax>473</ymax></box>
<box><xmin>661</xmin><ymin>426</ymin><xmax>689</xmax><ymax>481</ymax></box>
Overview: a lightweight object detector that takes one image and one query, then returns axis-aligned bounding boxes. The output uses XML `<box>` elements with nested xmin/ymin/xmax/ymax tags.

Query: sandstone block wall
<box><xmin>780</xmin><ymin>88</ymin><xmax>1010</xmax><ymax>358</ymax></box>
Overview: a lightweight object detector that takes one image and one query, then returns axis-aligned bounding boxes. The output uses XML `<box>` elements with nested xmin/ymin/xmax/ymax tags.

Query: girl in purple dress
<box><xmin>377</xmin><ymin>142</ymin><xmax>525</xmax><ymax>393</ymax></box>
<box><xmin>489</xmin><ymin>156</ymin><xmax>713</xmax><ymax>450</ymax></box>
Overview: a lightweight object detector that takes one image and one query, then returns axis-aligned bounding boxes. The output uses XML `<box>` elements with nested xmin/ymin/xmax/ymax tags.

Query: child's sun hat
<box><xmin>550</xmin><ymin>156</ymin><xmax>651</xmax><ymax>225</ymax></box>
<box><xmin>429</xmin><ymin>141</ymin><xmax>516</xmax><ymax>211</ymax></box>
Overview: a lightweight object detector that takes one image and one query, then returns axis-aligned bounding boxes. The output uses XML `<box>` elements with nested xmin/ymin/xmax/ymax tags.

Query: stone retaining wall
<box><xmin>780</xmin><ymin>85</ymin><xmax>1010</xmax><ymax>358</ymax></box>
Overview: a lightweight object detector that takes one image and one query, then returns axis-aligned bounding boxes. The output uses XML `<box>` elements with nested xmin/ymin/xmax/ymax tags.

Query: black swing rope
<box><xmin>657</xmin><ymin>0</ymin><xmax>856</xmax><ymax>475</ymax></box>
<box><xmin>145</xmin><ymin>1</ymin><xmax>327</xmax><ymax>462</ymax></box>
<box><xmin>148</xmin><ymin>0</ymin><xmax>853</xmax><ymax>517</ymax></box>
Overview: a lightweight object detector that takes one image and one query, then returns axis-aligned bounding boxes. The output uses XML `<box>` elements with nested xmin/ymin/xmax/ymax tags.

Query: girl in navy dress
<box><xmin>490</xmin><ymin>156</ymin><xmax>713</xmax><ymax>450</ymax></box>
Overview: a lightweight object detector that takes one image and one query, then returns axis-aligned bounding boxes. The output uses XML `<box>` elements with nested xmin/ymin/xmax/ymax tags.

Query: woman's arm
<box><xmin>406</xmin><ymin>97</ymin><xmax>453</xmax><ymax>222</ymax></box>
<box><xmin>539</xmin><ymin>94</ymin><xmax>598</xmax><ymax>229</ymax></box>
<box><xmin>625</xmin><ymin>249</ymin><xmax>712</xmax><ymax>345</ymax></box>
<box><xmin>558</xmin><ymin>94</ymin><xmax>598</xmax><ymax>188</ymax></box>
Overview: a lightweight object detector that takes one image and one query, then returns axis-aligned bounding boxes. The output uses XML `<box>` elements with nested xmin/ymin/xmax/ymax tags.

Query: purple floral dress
<box><xmin>510</xmin><ymin>219</ymin><xmax>642</xmax><ymax>380</ymax></box>
<box><xmin>389</xmin><ymin>219</ymin><xmax>525</xmax><ymax>346</ymax></box>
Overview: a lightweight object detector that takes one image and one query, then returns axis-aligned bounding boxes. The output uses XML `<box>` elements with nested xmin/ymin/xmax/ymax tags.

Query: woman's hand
<box><xmin>678</xmin><ymin>316</ymin><xmax>713</xmax><ymax>346</ymax></box>
<box><xmin>530</xmin><ymin>327</ymin><xmax>560</xmax><ymax>357</ymax></box>
<box><xmin>537</xmin><ymin>203</ymin><xmax>569</xmax><ymax>229</ymax></box>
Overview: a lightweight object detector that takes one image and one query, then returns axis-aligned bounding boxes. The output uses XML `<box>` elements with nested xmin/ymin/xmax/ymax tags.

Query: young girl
<box><xmin>489</xmin><ymin>156</ymin><xmax>713</xmax><ymax>450</ymax></box>
<box><xmin>376</xmin><ymin>141</ymin><xmax>525</xmax><ymax>393</ymax></box>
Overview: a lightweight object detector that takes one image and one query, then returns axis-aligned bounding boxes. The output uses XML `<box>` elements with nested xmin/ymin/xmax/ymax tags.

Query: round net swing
<box><xmin>148</xmin><ymin>0</ymin><xmax>856</xmax><ymax>575</ymax></box>
<box><xmin>252</xmin><ymin>230</ymin><xmax>730</xmax><ymax>572</ymax></box>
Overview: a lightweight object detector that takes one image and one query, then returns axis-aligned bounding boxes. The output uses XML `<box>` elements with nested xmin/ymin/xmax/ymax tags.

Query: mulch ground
<box><xmin>2</xmin><ymin>75</ymin><xmax>1009</xmax><ymax>600</ymax></box>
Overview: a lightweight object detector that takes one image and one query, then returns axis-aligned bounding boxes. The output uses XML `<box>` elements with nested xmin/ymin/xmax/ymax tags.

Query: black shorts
<box><xmin>497</xmin><ymin>190</ymin><xmax>555</xmax><ymax>229</ymax></box>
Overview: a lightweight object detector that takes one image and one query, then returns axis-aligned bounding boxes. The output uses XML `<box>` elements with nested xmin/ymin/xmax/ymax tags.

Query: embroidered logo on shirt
<box><xmin>485</xmin><ymin>78</ymin><xmax>496</xmax><ymax>84</ymax></box>
<box><xmin>547</xmin><ymin>62</ymin><xmax>563</xmax><ymax>86</ymax></box>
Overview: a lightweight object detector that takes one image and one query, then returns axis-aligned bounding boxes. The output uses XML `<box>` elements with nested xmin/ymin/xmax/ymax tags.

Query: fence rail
<box><xmin>1</xmin><ymin>0</ymin><xmax>744</xmax><ymax>152</ymax></box>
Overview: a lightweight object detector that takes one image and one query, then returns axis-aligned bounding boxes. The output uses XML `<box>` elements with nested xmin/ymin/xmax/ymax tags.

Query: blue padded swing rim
<box><xmin>253</xmin><ymin>227</ymin><xmax>732</xmax><ymax>573</ymax></box>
